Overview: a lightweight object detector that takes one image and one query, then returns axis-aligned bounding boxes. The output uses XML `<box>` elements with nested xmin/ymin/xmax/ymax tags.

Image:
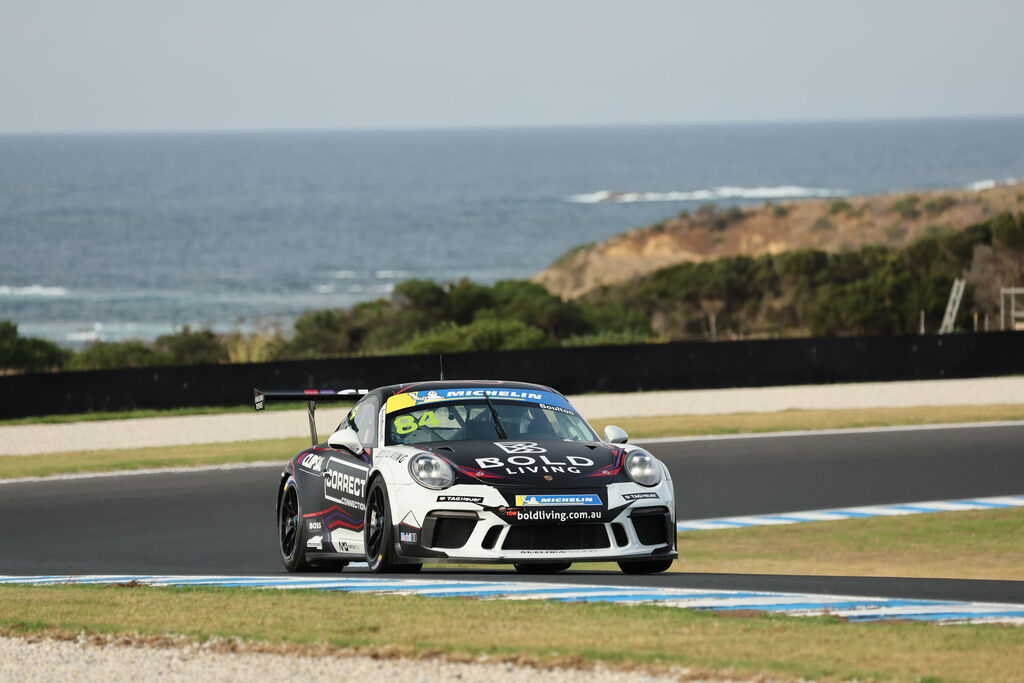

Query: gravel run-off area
<box><xmin>2</xmin><ymin>375</ymin><xmax>1023</xmax><ymax>456</ymax></box>
<box><xmin>0</xmin><ymin>634</ymin><xmax>753</xmax><ymax>683</ymax></box>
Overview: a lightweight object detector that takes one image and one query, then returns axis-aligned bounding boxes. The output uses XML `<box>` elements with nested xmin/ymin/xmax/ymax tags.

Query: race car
<box><xmin>257</xmin><ymin>380</ymin><xmax>676</xmax><ymax>574</ymax></box>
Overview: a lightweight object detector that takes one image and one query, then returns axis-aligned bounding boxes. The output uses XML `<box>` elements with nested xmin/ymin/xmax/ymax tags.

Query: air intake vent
<box><xmin>502</xmin><ymin>524</ymin><xmax>610</xmax><ymax>550</ymax></box>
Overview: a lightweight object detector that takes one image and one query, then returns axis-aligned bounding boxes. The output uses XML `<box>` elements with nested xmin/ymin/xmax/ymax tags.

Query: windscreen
<box><xmin>385</xmin><ymin>400</ymin><xmax>598</xmax><ymax>446</ymax></box>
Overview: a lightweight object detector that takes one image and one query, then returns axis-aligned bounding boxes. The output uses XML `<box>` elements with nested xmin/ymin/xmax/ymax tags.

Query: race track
<box><xmin>2</xmin><ymin>423</ymin><xmax>1023</xmax><ymax>603</ymax></box>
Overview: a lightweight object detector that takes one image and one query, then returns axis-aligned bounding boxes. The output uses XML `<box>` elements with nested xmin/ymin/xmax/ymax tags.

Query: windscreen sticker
<box><xmin>386</xmin><ymin>388</ymin><xmax>576</xmax><ymax>414</ymax></box>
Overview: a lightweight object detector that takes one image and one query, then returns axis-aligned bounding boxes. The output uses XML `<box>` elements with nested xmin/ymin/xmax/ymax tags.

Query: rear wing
<box><xmin>253</xmin><ymin>388</ymin><xmax>368</xmax><ymax>446</ymax></box>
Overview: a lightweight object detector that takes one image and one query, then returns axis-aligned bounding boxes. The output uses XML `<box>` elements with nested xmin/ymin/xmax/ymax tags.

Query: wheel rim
<box><xmin>366</xmin><ymin>486</ymin><xmax>385</xmax><ymax>561</ymax></box>
<box><xmin>280</xmin><ymin>486</ymin><xmax>299</xmax><ymax>558</ymax></box>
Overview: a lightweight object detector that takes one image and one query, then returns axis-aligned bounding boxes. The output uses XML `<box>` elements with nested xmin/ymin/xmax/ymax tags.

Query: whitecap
<box><xmin>374</xmin><ymin>269</ymin><xmax>412</xmax><ymax>279</ymax></box>
<box><xmin>0</xmin><ymin>284</ymin><xmax>70</xmax><ymax>297</ymax></box>
<box><xmin>565</xmin><ymin>185</ymin><xmax>847</xmax><ymax>204</ymax></box>
<box><xmin>314</xmin><ymin>284</ymin><xmax>335</xmax><ymax>294</ymax></box>
<box><xmin>964</xmin><ymin>177</ymin><xmax>1021</xmax><ymax>191</ymax></box>
<box><xmin>332</xmin><ymin>270</ymin><xmax>358</xmax><ymax>279</ymax></box>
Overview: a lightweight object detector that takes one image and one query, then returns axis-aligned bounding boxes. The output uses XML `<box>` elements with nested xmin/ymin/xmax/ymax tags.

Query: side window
<box><xmin>352</xmin><ymin>397</ymin><xmax>379</xmax><ymax>448</ymax></box>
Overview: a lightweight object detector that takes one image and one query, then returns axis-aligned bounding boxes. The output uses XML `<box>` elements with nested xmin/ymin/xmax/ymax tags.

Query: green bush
<box><xmin>0</xmin><ymin>321</ymin><xmax>69</xmax><ymax>372</ymax></box>
<box><xmin>400</xmin><ymin>319</ymin><xmax>550</xmax><ymax>354</ymax></box>
<box><xmin>923</xmin><ymin>195</ymin><xmax>957</xmax><ymax>216</ymax></box>
<box><xmin>992</xmin><ymin>212</ymin><xmax>1024</xmax><ymax>249</ymax></box>
<box><xmin>891</xmin><ymin>195</ymin><xmax>921</xmax><ymax>219</ymax></box>
<box><xmin>772</xmin><ymin>204</ymin><xmax>790</xmax><ymax>217</ymax></box>
<box><xmin>66</xmin><ymin>341</ymin><xmax>169</xmax><ymax>371</ymax></box>
<box><xmin>154</xmin><ymin>326</ymin><xmax>228</xmax><ymax>365</ymax></box>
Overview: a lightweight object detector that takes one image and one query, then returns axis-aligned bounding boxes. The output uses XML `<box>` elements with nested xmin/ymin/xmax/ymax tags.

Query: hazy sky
<box><xmin>2</xmin><ymin>0</ymin><xmax>1022</xmax><ymax>133</ymax></box>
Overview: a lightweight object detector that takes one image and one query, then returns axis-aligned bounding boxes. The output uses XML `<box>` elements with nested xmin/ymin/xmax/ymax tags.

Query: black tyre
<box><xmin>278</xmin><ymin>477</ymin><xmax>310</xmax><ymax>572</ymax></box>
<box><xmin>617</xmin><ymin>558</ymin><xmax>674</xmax><ymax>574</ymax></box>
<box><xmin>364</xmin><ymin>478</ymin><xmax>421</xmax><ymax>573</ymax></box>
<box><xmin>513</xmin><ymin>562</ymin><xmax>572</xmax><ymax>574</ymax></box>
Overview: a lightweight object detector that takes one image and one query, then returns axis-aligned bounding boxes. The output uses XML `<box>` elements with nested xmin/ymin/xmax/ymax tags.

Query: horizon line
<box><xmin>2</xmin><ymin>113</ymin><xmax>1024</xmax><ymax>138</ymax></box>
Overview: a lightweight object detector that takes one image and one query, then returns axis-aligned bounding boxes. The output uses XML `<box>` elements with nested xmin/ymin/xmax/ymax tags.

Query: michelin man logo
<box><xmin>414</xmin><ymin>390</ymin><xmax>444</xmax><ymax>404</ymax></box>
<box><xmin>494</xmin><ymin>442</ymin><xmax>547</xmax><ymax>454</ymax></box>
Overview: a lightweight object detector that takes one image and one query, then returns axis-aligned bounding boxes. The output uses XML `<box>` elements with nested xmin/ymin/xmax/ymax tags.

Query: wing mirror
<box><xmin>327</xmin><ymin>425</ymin><xmax>363</xmax><ymax>454</ymax></box>
<box><xmin>603</xmin><ymin>424</ymin><xmax>629</xmax><ymax>444</ymax></box>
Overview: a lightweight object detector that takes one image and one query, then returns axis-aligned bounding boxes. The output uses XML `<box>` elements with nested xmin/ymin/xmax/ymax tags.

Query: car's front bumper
<box><xmin>388</xmin><ymin>480</ymin><xmax>677</xmax><ymax>564</ymax></box>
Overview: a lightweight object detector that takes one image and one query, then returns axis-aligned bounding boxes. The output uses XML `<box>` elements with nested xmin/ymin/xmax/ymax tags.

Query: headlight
<box><xmin>408</xmin><ymin>453</ymin><xmax>454</xmax><ymax>489</ymax></box>
<box><xmin>625</xmin><ymin>449</ymin><xmax>662</xmax><ymax>487</ymax></box>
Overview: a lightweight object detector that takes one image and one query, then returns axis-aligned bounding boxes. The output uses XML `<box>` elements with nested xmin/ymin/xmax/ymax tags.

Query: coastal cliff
<box><xmin>534</xmin><ymin>183</ymin><xmax>1024</xmax><ymax>299</ymax></box>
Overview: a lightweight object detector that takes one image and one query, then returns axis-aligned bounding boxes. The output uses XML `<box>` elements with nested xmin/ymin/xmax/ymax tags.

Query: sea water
<box><xmin>1</xmin><ymin>118</ymin><xmax>1023</xmax><ymax>346</ymax></box>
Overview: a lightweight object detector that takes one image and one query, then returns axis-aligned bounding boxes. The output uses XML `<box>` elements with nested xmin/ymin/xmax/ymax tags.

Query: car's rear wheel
<box><xmin>365</xmin><ymin>478</ymin><xmax>422</xmax><ymax>573</ymax></box>
<box><xmin>513</xmin><ymin>562</ymin><xmax>572</xmax><ymax>574</ymax></box>
<box><xmin>278</xmin><ymin>477</ymin><xmax>310</xmax><ymax>572</ymax></box>
<box><xmin>617</xmin><ymin>558</ymin><xmax>674</xmax><ymax>574</ymax></box>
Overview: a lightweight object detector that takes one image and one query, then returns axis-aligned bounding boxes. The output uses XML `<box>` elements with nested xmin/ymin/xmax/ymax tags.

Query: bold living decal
<box><xmin>515</xmin><ymin>494</ymin><xmax>601</xmax><ymax>507</ymax></box>
<box><xmin>475</xmin><ymin>452</ymin><xmax>595</xmax><ymax>475</ymax></box>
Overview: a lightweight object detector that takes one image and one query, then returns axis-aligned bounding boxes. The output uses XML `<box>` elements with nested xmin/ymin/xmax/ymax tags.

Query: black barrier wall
<box><xmin>1</xmin><ymin>332</ymin><xmax>1022</xmax><ymax>418</ymax></box>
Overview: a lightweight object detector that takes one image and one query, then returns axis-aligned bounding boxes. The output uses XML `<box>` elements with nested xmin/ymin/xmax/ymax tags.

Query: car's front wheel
<box><xmin>617</xmin><ymin>558</ymin><xmax>674</xmax><ymax>574</ymax></box>
<box><xmin>513</xmin><ymin>562</ymin><xmax>572</xmax><ymax>574</ymax></box>
<box><xmin>278</xmin><ymin>477</ymin><xmax>310</xmax><ymax>572</ymax></box>
<box><xmin>365</xmin><ymin>478</ymin><xmax>421</xmax><ymax>573</ymax></box>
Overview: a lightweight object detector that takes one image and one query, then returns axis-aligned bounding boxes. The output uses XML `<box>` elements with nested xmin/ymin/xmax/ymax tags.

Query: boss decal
<box><xmin>475</xmin><ymin>453</ymin><xmax>594</xmax><ymax>475</ymax></box>
<box><xmin>494</xmin><ymin>441</ymin><xmax>547</xmax><ymax>454</ymax></box>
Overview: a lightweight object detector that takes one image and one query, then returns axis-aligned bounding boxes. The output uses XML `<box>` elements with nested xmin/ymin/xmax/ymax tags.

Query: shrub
<box><xmin>828</xmin><ymin>199</ymin><xmax>854</xmax><ymax>215</ymax></box>
<box><xmin>773</xmin><ymin>204</ymin><xmax>790</xmax><ymax>217</ymax></box>
<box><xmin>992</xmin><ymin>212</ymin><xmax>1024</xmax><ymax>249</ymax></box>
<box><xmin>0</xmin><ymin>320</ymin><xmax>69</xmax><ymax>372</ymax></box>
<box><xmin>811</xmin><ymin>216</ymin><xmax>834</xmax><ymax>232</ymax></box>
<box><xmin>66</xmin><ymin>341</ymin><xmax>169</xmax><ymax>371</ymax></box>
<box><xmin>891</xmin><ymin>195</ymin><xmax>921</xmax><ymax>220</ymax></box>
<box><xmin>923</xmin><ymin>195</ymin><xmax>957</xmax><ymax>216</ymax></box>
<box><xmin>154</xmin><ymin>326</ymin><xmax>228</xmax><ymax>365</ymax></box>
<box><xmin>400</xmin><ymin>318</ymin><xmax>549</xmax><ymax>354</ymax></box>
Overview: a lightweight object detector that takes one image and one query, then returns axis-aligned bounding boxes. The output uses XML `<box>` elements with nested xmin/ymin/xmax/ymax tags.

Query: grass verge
<box><xmin>0</xmin><ymin>438</ymin><xmax>308</xmax><ymax>479</ymax></box>
<box><xmin>428</xmin><ymin>508</ymin><xmax>1024</xmax><ymax>580</ymax></box>
<box><xmin>2</xmin><ymin>584</ymin><xmax>1022</xmax><ymax>681</ymax></box>
<box><xmin>593</xmin><ymin>403</ymin><xmax>1024</xmax><ymax>439</ymax></box>
<box><xmin>670</xmin><ymin>507</ymin><xmax>1024</xmax><ymax>581</ymax></box>
<box><xmin>0</xmin><ymin>401</ymin><xmax>340</xmax><ymax>426</ymax></box>
<box><xmin>2</xmin><ymin>403</ymin><xmax>1022</xmax><ymax>479</ymax></box>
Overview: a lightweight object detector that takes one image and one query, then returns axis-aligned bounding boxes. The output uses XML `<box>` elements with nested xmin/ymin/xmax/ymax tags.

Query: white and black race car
<box><xmin>257</xmin><ymin>380</ymin><xmax>676</xmax><ymax>574</ymax></box>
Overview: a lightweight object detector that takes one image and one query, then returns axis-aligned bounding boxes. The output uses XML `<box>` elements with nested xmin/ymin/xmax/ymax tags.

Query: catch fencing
<box><xmin>1</xmin><ymin>332</ymin><xmax>1021</xmax><ymax>418</ymax></box>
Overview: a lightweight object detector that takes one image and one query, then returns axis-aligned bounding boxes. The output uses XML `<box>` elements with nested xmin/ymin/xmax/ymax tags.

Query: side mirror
<box><xmin>603</xmin><ymin>424</ymin><xmax>629</xmax><ymax>444</ymax></box>
<box><xmin>327</xmin><ymin>425</ymin><xmax>363</xmax><ymax>454</ymax></box>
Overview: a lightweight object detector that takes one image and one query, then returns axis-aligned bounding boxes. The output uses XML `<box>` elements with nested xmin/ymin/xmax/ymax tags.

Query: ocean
<box><xmin>2</xmin><ymin>118</ymin><xmax>1023</xmax><ymax>347</ymax></box>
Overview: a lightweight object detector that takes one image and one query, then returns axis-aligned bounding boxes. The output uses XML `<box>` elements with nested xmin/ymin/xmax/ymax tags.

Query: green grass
<box><xmin>1</xmin><ymin>584</ymin><xmax>1022</xmax><ymax>681</ymax></box>
<box><xmin>0</xmin><ymin>401</ymin><xmax>328</xmax><ymax>426</ymax></box>
<box><xmin>0</xmin><ymin>438</ymin><xmax>309</xmax><ymax>479</ymax></box>
<box><xmin>431</xmin><ymin>507</ymin><xmax>1024</xmax><ymax>581</ymax></box>
<box><xmin>594</xmin><ymin>403</ymin><xmax>1024</xmax><ymax>439</ymax></box>
<box><xmin>3</xmin><ymin>403</ymin><xmax>1023</xmax><ymax>480</ymax></box>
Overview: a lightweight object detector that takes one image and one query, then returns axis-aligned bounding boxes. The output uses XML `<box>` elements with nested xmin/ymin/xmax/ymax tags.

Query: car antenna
<box><xmin>439</xmin><ymin>353</ymin><xmax>444</xmax><ymax>381</ymax></box>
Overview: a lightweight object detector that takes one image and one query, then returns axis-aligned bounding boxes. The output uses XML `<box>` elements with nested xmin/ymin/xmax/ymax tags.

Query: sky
<box><xmin>1</xmin><ymin>0</ymin><xmax>1023</xmax><ymax>134</ymax></box>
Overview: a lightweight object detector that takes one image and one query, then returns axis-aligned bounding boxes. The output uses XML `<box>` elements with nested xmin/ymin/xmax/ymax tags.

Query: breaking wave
<box><xmin>964</xmin><ymin>177</ymin><xmax>1022</xmax><ymax>192</ymax></box>
<box><xmin>565</xmin><ymin>185</ymin><xmax>847</xmax><ymax>204</ymax></box>
<box><xmin>0</xmin><ymin>284</ymin><xmax>69</xmax><ymax>297</ymax></box>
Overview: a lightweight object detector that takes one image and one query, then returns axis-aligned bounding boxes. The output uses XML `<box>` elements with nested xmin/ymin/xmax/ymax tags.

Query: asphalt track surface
<box><xmin>3</xmin><ymin>423</ymin><xmax>1023</xmax><ymax>603</ymax></box>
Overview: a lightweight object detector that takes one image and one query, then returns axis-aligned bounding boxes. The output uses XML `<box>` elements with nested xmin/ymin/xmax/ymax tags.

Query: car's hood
<box><xmin>419</xmin><ymin>439</ymin><xmax>625</xmax><ymax>488</ymax></box>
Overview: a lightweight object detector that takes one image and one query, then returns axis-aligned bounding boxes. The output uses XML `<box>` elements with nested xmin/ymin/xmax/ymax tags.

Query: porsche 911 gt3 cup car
<box><xmin>257</xmin><ymin>380</ymin><xmax>676</xmax><ymax>574</ymax></box>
